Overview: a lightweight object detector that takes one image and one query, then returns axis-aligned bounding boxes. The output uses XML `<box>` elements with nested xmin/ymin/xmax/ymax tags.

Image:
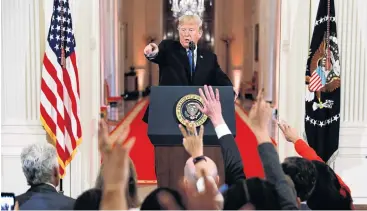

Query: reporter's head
<box><xmin>282</xmin><ymin>156</ymin><xmax>317</xmax><ymax>201</ymax></box>
<box><xmin>183</xmin><ymin>156</ymin><xmax>219</xmax><ymax>188</ymax></box>
<box><xmin>177</xmin><ymin>14</ymin><xmax>203</xmax><ymax>48</ymax></box>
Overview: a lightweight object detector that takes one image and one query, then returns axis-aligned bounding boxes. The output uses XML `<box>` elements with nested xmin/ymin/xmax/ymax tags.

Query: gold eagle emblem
<box><xmin>306</xmin><ymin>35</ymin><xmax>340</xmax><ymax>103</ymax></box>
<box><xmin>175</xmin><ymin>94</ymin><xmax>208</xmax><ymax>127</ymax></box>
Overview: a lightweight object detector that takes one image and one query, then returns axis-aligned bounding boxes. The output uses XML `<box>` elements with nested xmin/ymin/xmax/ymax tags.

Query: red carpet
<box><xmin>109</xmin><ymin>99</ymin><xmax>272</xmax><ymax>183</ymax></box>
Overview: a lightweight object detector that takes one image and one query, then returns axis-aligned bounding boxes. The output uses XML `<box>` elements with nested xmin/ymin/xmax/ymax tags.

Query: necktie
<box><xmin>187</xmin><ymin>50</ymin><xmax>194</xmax><ymax>74</ymax></box>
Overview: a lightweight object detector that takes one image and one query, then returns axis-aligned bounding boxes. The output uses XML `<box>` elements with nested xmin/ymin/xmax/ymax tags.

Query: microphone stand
<box><xmin>189</xmin><ymin>41</ymin><xmax>196</xmax><ymax>83</ymax></box>
<box><xmin>190</xmin><ymin>49</ymin><xmax>195</xmax><ymax>83</ymax></box>
<box><xmin>59</xmin><ymin>178</ymin><xmax>64</xmax><ymax>195</ymax></box>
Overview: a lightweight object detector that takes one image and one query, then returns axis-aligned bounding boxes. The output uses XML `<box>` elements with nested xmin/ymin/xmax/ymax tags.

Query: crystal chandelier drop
<box><xmin>171</xmin><ymin>0</ymin><xmax>205</xmax><ymax>18</ymax></box>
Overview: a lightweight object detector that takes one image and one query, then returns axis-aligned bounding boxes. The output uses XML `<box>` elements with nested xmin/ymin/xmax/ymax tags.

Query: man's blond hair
<box><xmin>177</xmin><ymin>14</ymin><xmax>203</xmax><ymax>31</ymax></box>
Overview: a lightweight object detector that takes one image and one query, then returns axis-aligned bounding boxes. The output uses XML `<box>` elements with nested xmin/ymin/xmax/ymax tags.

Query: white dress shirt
<box><xmin>214</xmin><ymin>123</ymin><xmax>232</xmax><ymax>139</ymax></box>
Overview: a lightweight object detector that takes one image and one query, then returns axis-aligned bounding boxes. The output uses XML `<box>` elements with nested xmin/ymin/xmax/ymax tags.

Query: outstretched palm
<box><xmin>198</xmin><ymin>85</ymin><xmax>222</xmax><ymax>118</ymax></box>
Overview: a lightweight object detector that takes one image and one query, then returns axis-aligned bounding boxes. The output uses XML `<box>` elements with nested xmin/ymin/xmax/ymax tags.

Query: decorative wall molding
<box><xmin>334</xmin><ymin>0</ymin><xmax>367</xmax><ymax>124</ymax></box>
<box><xmin>1</xmin><ymin>0</ymin><xmax>43</xmax><ymax>124</ymax></box>
<box><xmin>1</xmin><ymin>0</ymin><xmax>48</xmax><ymax>195</ymax></box>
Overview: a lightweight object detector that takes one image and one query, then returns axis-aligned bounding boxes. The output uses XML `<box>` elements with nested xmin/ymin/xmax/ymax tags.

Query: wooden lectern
<box><xmin>147</xmin><ymin>86</ymin><xmax>236</xmax><ymax>190</ymax></box>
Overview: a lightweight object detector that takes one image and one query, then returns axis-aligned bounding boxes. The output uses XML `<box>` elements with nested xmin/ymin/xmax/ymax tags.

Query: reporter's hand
<box><xmin>100</xmin><ymin>125</ymin><xmax>135</xmax><ymax>191</ymax></box>
<box><xmin>99</xmin><ymin>119</ymin><xmax>135</xmax><ymax>210</ymax></box>
<box><xmin>98</xmin><ymin>120</ymin><xmax>130</xmax><ymax>158</ymax></box>
<box><xmin>278</xmin><ymin>121</ymin><xmax>301</xmax><ymax>143</ymax></box>
<box><xmin>179</xmin><ymin>121</ymin><xmax>204</xmax><ymax>158</ymax></box>
<box><xmin>198</xmin><ymin>85</ymin><xmax>225</xmax><ymax>127</ymax></box>
<box><xmin>248</xmin><ymin>89</ymin><xmax>272</xmax><ymax>144</ymax></box>
<box><xmin>144</xmin><ymin>43</ymin><xmax>158</xmax><ymax>56</ymax></box>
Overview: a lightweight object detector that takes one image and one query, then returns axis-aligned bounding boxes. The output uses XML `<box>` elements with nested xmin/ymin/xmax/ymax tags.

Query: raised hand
<box><xmin>248</xmin><ymin>89</ymin><xmax>273</xmax><ymax>144</ymax></box>
<box><xmin>100</xmin><ymin>121</ymin><xmax>136</xmax><ymax>210</ymax></box>
<box><xmin>278</xmin><ymin>121</ymin><xmax>301</xmax><ymax>143</ymax></box>
<box><xmin>197</xmin><ymin>85</ymin><xmax>224</xmax><ymax>127</ymax></box>
<box><xmin>179</xmin><ymin>121</ymin><xmax>204</xmax><ymax>158</ymax></box>
<box><xmin>98</xmin><ymin>119</ymin><xmax>130</xmax><ymax>158</ymax></box>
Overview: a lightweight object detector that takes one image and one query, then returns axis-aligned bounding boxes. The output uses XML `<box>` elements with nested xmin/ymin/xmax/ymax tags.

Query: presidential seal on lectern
<box><xmin>175</xmin><ymin>94</ymin><xmax>208</xmax><ymax>127</ymax></box>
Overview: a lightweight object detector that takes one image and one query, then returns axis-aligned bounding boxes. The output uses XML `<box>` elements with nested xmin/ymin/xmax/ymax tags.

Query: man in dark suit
<box><xmin>143</xmin><ymin>14</ymin><xmax>235</xmax><ymax>123</ymax></box>
<box><xmin>16</xmin><ymin>143</ymin><xmax>75</xmax><ymax>210</ymax></box>
<box><xmin>196</xmin><ymin>85</ymin><xmax>246</xmax><ymax>186</ymax></box>
<box><xmin>143</xmin><ymin>14</ymin><xmax>242</xmax><ymax>189</ymax></box>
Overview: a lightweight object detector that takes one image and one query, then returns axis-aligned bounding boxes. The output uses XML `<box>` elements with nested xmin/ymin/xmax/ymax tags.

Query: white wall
<box><xmin>278</xmin><ymin>0</ymin><xmax>311</xmax><ymax>160</ymax></box>
<box><xmin>332</xmin><ymin>0</ymin><xmax>367</xmax><ymax>204</ymax></box>
<box><xmin>1</xmin><ymin>0</ymin><xmax>101</xmax><ymax>198</ymax></box>
<box><xmin>279</xmin><ymin>0</ymin><xmax>367</xmax><ymax>204</ymax></box>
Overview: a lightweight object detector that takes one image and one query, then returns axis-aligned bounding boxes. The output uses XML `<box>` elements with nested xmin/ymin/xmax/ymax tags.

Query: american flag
<box><xmin>40</xmin><ymin>0</ymin><xmax>82</xmax><ymax>178</ymax></box>
<box><xmin>309</xmin><ymin>70</ymin><xmax>324</xmax><ymax>91</ymax></box>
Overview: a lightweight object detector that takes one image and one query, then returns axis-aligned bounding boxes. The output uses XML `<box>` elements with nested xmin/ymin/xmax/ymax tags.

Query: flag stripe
<box><xmin>62</xmin><ymin>57</ymin><xmax>82</xmax><ymax>142</ymax></box>
<box><xmin>70</xmin><ymin>53</ymin><xmax>81</xmax><ymax>97</ymax></box>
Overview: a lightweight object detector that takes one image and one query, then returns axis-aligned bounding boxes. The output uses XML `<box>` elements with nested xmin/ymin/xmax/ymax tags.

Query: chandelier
<box><xmin>170</xmin><ymin>0</ymin><xmax>205</xmax><ymax>18</ymax></box>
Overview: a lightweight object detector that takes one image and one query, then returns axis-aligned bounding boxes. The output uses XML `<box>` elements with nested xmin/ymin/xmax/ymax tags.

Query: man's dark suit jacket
<box><xmin>142</xmin><ymin>39</ymin><xmax>233</xmax><ymax>123</ymax></box>
<box><xmin>16</xmin><ymin>184</ymin><xmax>75</xmax><ymax>210</ymax></box>
<box><xmin>218</xmin><ymin>134</ymin><xmax>246</xmax><ymax>186</ymax></box>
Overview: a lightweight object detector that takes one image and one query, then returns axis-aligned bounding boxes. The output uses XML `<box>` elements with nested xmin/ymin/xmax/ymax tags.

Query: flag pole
<box><xmin>59</xmin><ymin>179</ymin><xmax>64</xmax><ymax>194</ymax></box>
<box><xmin>59</xmin><ymin>0</ymin><xmax>65</xmax><ymax>195</ymax></box>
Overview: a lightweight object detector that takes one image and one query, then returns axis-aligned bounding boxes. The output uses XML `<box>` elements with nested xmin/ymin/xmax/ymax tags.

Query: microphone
<box><xmin>189</xmin><ymin>41</ymin><xmax>196</xmax><ymax>51</ymax></box>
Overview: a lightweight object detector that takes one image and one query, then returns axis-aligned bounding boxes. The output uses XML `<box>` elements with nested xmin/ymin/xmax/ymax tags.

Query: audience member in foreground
<box><xmin>141</xmin><ymin>187</ymin><xmax>185</xmax><ymax>210</ymax></box>
<box><xmin>279</xmin><ymin>121</ymin><xmax>354</xmax><ymax>210</ymax></box>
<box><xmin>16</xmin><ymin>143</ymin><xmax>75</xmax><ymax>210</ymax></box>
<box><xmin>246</xmin><ymin>89</ymin><xmax>299</xmax><ymax>209</ymax></box>
<box><xmin>73</xmin><ymin>188</ymin><xmax>102</xmax><ymax>210</ymax></box>
<box><xmin>281</xmin><ymin>156</ymin><xmax>317</xmax><ymax>208</ymax></box>
<box><xmin>158</xmin><ymin>169</ymin><xmax>224</xmax><ymax>210</ymax></box>
<box><xmin>95</xmin><ymin>158</ymin><xmax>140</xmax><ymax>209</ymax></box>
<box><xmin>98</xmin><ymin>119</ymin><xmax>136</xmax><ymax>210</ymax></box>
<box><xmin>179</xmin><ymin>122</ymin><xmax>224</xmax><ymax>208</ymax></box>
<box><xmin>197</xmin><ymin>85</ymin><xmax>246</xmax><ymax>187</ymax></box>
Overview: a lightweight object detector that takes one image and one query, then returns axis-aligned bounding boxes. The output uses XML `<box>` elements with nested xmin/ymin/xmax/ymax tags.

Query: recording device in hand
<box><xmin>1</xmin><ymin>193</ymin><xmax>15</xmax><ymax>211</ymax></box>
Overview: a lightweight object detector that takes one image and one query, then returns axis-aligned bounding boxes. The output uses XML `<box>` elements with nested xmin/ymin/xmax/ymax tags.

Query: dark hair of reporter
<box><xmin>140</xmin><ymin>187</ymin><xmax>185</xmax><ymax>210</ymax></box>
<box><xmin>282</xmin><ymin>156</ymin><xmax>317</xmax><ymax>201</ymax></box>
<box><xmin>95</xmin><ymin>158</ymin><xmax>140</xmax><ymax>208</ymax></box>
<box><xmin>73</xmin><ymin>188</ymin><xmax>102</xmax><ymax>210</ymax></box>
<box><xmin>306</xmin><ymin>160</ymin><xmax>353</xmax><ymax>210</ymax></box>
<box><xmin>223</xmin><ymin>178</ymin><xmax>281</xmax><ymax>210</ymax></box>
